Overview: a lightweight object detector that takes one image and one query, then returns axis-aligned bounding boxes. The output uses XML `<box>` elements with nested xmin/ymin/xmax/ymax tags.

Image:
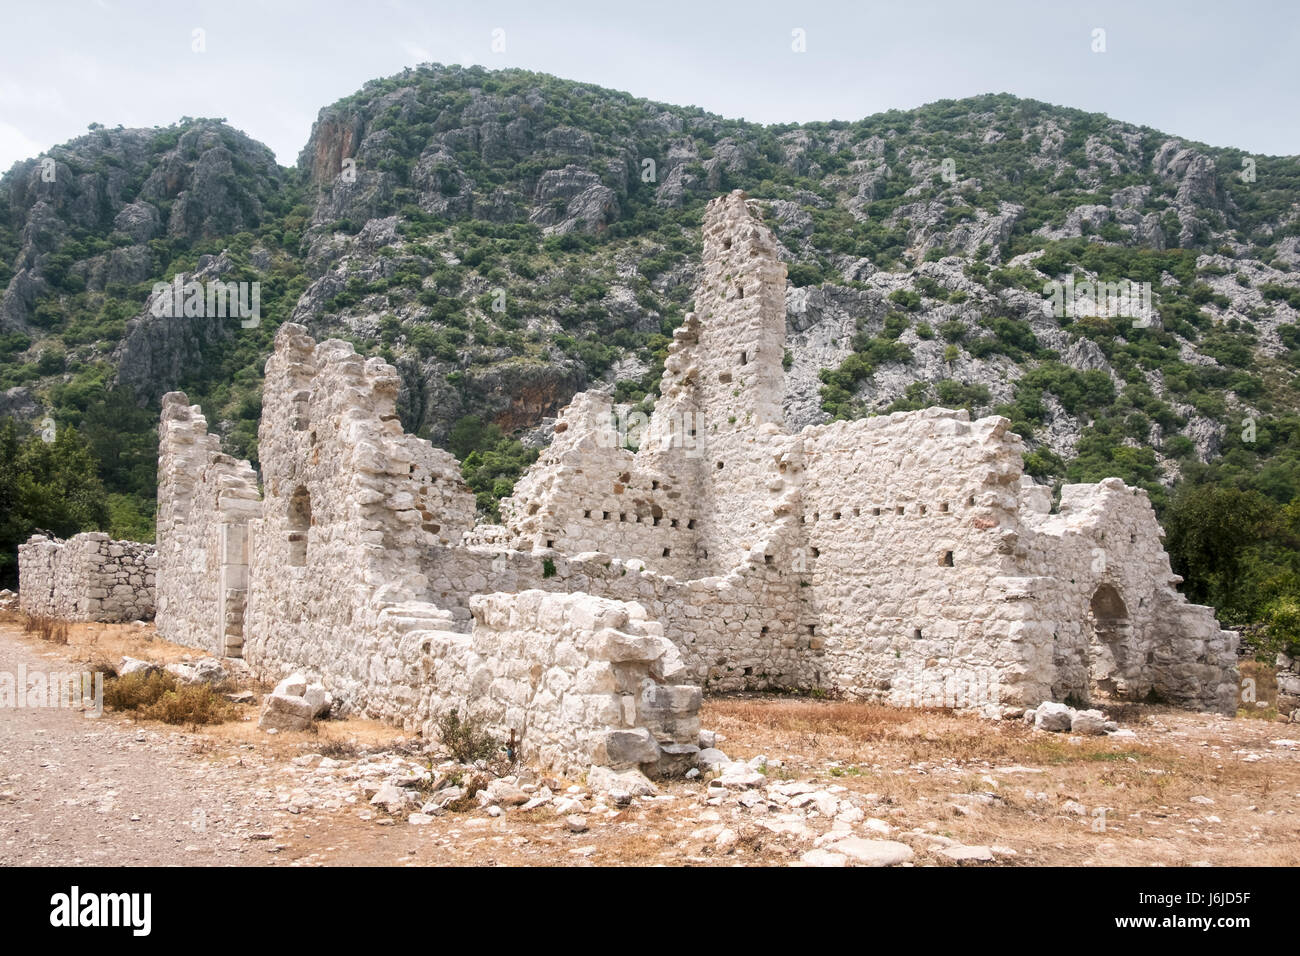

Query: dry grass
<box><xmin>701</xmin><ymin>693</ymin><xmax>1300</xmax><ymax>866</ymax></box>
<box><xmin>21</xmin><ymin>612</ymin><xmax>69</xmax><ymax>645</ymax></box>
<box><xmin>103</xmin><ymin>670</ymin><xmax>237</xmax><ymax>726</ymax></box>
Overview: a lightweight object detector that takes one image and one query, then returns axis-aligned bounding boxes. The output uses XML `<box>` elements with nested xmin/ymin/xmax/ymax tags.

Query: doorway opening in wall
<box><xmin>1087</xmin><ymin>583</ymin><xmax>1131</xmax><ymax>700</ymax></box>
<box><xmin>288</xmin><ymin>485</ymin><xmax>312</xmax><ymax>567</ymax></box>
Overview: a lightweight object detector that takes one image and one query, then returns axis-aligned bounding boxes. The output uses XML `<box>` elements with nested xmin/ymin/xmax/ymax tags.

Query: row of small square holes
<box><xmin>802</xmin><ymin>497</ymin><xmax>975</xmax><ymax>523</ymax></box>
<box><xmin>581</xmin><ymin>509</ymin><xmax>697</xmax><ymax>531</ymax></box>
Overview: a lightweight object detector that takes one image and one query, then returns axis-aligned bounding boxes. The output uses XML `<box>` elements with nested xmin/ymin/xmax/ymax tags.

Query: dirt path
<box><xmin>0</xmin><ymin>625</ymin><xmax>288</xmax><ymax>865</ymax></box>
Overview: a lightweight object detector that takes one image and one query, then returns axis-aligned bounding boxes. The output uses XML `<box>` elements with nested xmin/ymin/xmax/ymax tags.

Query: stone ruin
<box><xmin>18</xmin><ymin>532</ymin><xmax>155</xmax><ymax>622</ymax></box>
<box><xmin>17</xmin><ymin>190</ymin><xmax>1242</xmax><ymax>776</ymax></box>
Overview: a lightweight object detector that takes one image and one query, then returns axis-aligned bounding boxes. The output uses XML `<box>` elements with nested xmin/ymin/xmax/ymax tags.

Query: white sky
<box><xmin>1</xmin><ymin>0</ymin><xmax>1297</xmax><ymax>173</ymax></box>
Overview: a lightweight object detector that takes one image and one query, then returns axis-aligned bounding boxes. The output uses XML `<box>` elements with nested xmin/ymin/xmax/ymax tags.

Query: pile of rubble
<box><xmin>1021</xmin><ymin>701</ymin><xmax>1126</xmax><ymax>736</ymax></box>
<box><xmin>324</xmin><ymin>731</ymin><xmax>1013</xmax><ymax>866</ymax></box>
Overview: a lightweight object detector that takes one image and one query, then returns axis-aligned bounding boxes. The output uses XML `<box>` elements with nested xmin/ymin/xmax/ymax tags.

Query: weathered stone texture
<box><xmin>129</xmin><ymin>188</ymin><xmax>1238</xmax><ymax>777</ymax></box>
<box><xmin>1278</xmin><ymin>653</ymin><xmax>1300</xmax><ymax>719</ymax></box>
<box><xmin>233</xmin><ymin>324</ymin><xmax>700</xmax><ymax>774</ymax></box>
<box><xmin>18</xmin><ymin>532</ymin><xmax>154</xmax><ymax>621</ymax></box>
<box><xmin>155</xmin><ymin>393</ymin><xmax>261</xmax><ymax>656</ymax></box>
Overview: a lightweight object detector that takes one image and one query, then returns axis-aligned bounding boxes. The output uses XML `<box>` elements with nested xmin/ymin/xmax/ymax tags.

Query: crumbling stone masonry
<box><xmin>18</xmin><ymin>532</ymin><xmax>155</xmax><ymax>622</ymax></box>
<box><xmin>1278</xmin><ymin>653</ymin><xmax>1300</xmax><ymax>720</ymax></box>
<box><xmin>140</xmin><ymin>189</ymin><xmax>1237</xmax><ymax>774</ymax></box>
<box><xmin>161</xmin><ymin>322</ymin><xmax>701</xmax><ymax>777</ymax></box>
<box><xmin>497</xmin><ymin>191</ymin><xmax>1238</xmax><ymax>714</ymax></box>
<box><xmin>156</xmin><ymin>394</ymin><xmax>262</xmax><ymax>657</ymax></box>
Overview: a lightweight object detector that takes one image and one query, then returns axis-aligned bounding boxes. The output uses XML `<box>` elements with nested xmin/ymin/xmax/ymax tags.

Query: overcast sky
<box><xmin>2</xmin><ymin>0</ymin><xmax>1297</xmax><ymax>173</ymax></box>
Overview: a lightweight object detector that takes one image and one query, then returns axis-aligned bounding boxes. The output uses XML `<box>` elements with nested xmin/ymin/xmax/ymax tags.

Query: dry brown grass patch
<box><xmin>707</xmin><ymin>696</ymin><xmax>925</xmax><ymax>740</ymax></box>
<box><xmin>103</xmin><ymin>670</ymin><xmax>236</xmax><ymax>726</ymax></box>
<box><xmin>21</xmin><ymin>612</ymin><xmax>69</xmax><ymax>644</ymax></box>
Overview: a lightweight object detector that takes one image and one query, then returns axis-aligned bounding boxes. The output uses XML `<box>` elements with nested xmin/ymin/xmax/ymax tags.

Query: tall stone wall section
<box><xmin>18</xmin><ymin>533</ymin><xmax>155</xmax><ymax>622</ymax></box>
<box><xmin>242</xmin><ymin>325</ymin><xmax>478</xmax><ymax>681</ymax></box>
<box><xmin>156</xmin><ymin>394</ymin><xmax>262</xmax><ymax>657</ymax></box>
<box><xmin>799</xmin><ymin>411</ymin><xmax>1042</xmax><ymax>708</ymax></box>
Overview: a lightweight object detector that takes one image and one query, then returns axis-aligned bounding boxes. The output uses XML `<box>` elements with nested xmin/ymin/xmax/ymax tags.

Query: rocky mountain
<box><xmin>2</xmin><ymin>65</ymin><xmax>1299</xmax><ymax>529</ymax></box>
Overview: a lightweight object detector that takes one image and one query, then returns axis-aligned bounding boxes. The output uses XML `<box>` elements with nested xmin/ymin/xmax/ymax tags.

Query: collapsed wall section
<box><xmin>155</xmin><ymin>393</ymin><xmax>261</xmax><ymax>656</ymax></box>
<box><xmin>421</xmin><ymin>541</ymin><xmax>817</xmax><ymax>691</ymax></box>
<box><xmin>241</xmin><ymin>324</ymin><xmax>701</xmax><ymax>774</ymax></box>
<box><xmin>18</xmin><ymin>532</ymin><xmax>155</xmax><ymax>622</ymax></box>
<box><xmin>500</xmin><ymin>392</ymin><xmax>703</xmax><ymax>576</ymax></box>
<box><xmin>1017</xmin><ymin>478</ymin><xmax>1238</xmax><ymax>714</ymax></box>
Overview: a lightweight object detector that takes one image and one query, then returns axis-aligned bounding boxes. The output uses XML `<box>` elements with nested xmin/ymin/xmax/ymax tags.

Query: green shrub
<box><xmin>435</xmin><ymin>708</ymin><xmax>501</xmax><ymax>764</ymax></box>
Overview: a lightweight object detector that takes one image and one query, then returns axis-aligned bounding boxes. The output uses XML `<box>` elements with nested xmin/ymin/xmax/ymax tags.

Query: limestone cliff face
<box><xmin>1</xmin><ymin>67</ymin><xmax>1296</xmax><ymax>509</ymax></box>
<box><xmin>0</xmin><ymin>120</ymin><xmax>282</xmax><ymax>332</ymax></box>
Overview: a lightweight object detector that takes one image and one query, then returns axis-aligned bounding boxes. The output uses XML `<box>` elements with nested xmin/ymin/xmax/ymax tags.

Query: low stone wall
<box><xmin>1278</xmin><ymin>653</ymin><xmax>1300</xmax><ymax>720</ymax></box>
<box><xmin>246</xmin><ymin>587</ymin><xmax>701</xmax><ymax>777</ymax></box>
<box><xmin>17</xmin><ymin>533</ymin><xmax>155</xmax><ymax>622</ymax></box>
<box><xmin>420</xmin><ymin>543</ymin><xmax>818</xmax><ymax>693</ymax></box>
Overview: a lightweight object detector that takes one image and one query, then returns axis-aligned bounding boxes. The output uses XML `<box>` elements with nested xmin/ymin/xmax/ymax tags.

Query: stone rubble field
<box><xmin>2</xmin><ymin>619</ymin><xmax>1297</xmax><ymax>867</ymax></box>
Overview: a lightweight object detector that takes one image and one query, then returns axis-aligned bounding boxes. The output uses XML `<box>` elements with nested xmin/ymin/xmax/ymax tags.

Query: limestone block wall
<box><xmin>689</xmin><ymin>194</ymin><xmax>791</xmax><ymax>575</ymax></box>
<box><xmin>501</xmin><ymin>392</ymin><xmax>703</xmax><ymax>576</ymax></box>
<box><xmin>1017</xmin><ymin>479</ymin><xmax>1239</xmax><ymax>714</ymax></box>
<box><xmin>18</xmin><ymin>532</ymin><xmax>155</xmax><ymax>622</ymax></box>
<box><xmin>156</xmin><ymin>393</ymin><xmax>262</xmax><ymax>657</ymax></box>
<box><xmin>1278</xmin><ymin>653</ymin><xmax>1300</xmax><ymax>718</ymax></box>
<box><xmin>247</xmin><ymin>587</ymin><xmax>700</xmax><ymax>777</ymax></box>
<box><xmin>799</xmin><ymin>410</ymin><xmax>1041</xmax><ymax>709</ymax></box>
<box><xmin>419</xmin><ymin>535</ymin><xmax>818</xmax><ymax>691</ymax></box>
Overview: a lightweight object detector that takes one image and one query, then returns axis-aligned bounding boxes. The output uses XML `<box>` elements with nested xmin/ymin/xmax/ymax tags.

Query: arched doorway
<box><xmin>1088</xmin><ymin>583</ymin><xmax>1130</xmax><ymax>697</ymax></box>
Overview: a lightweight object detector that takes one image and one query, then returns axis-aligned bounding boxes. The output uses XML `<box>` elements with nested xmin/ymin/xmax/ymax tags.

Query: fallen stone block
<box><xmin>588</xmin><ymin>765</ymin><xmax>657</xmax><ymax>797</ymax></box>
<box><xmin>940</xmin><ymin>845</ymin><xmax>995</xmax><ymax>863</ymax></box>
<box><xmin>1071</xmin><ymin>709</ymin><xmax>1107</xmax><ymax>735</ymax></box>
<box><xmin>258</xmin><ymin>691</ymin><xmax>316</xmax><ymax>732</ymax></box>
<box><xmin>303</xmin><ymin>682</ymin><xmax>333</xmax><ymax>718</ymax></box>
<box><xmin>119</xmin><ymin>657</ymin><xmax>161</xmax><ymax>677</ymax></box>
<box><xmin>1034</xmin><ymin>701</ymin><xmax>1074</xmax><ymax>732</ymax></box>
<box><xmin>827</xmin><ymin>837</ymin><xmax>914</xmax><ymax>867</ymax></box>
<box><xmin>605</xmin><ymin>727</ymin><xmax>661</xmax><ymax>767</ymax></box>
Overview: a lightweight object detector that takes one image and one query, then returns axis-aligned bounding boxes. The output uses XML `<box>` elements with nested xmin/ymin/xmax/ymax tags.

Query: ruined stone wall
<box><xmin>145</xmin><ymin>188</ymin><xmax>1237</xmax><ymax>745</ymax></box>
<box><xmin>492</xmin><ymin>190</ymin><xmax>1237</xmax><ymax>715</ymax></box>
<box><xmin>156</xmin><ymin>394</ymin><xmax>261</xmax><ymax>656</ymax></box>
<box><xmin>243</xmin><ymin>325</ymin><xmax>478</xmax><ymax>670</ymax></box>
<box><xmin>419</xmin><ymin>539</ymin><xmax>816</xmax><ymax>691</ymax></box>
<box><xmin>248</xmin><ymin>586</ymin><xmax>700</xmax><ymax>777</ymax></box>
<box><xmin>239</xmin><ymin>326</ymin><xmax>701</xmax><ymax>774</ymax></box>
<box><xmin>1277</xmin><ymin>653</ymin><xmax>1300</xmax><ymax>719</ymax></box>
<box><xmin>799</xmin><ymin>410</ymin><xmax>1042</xmax><ymax>709</ymax></box>
<box><xmin>18</xmin><ymin>532</ymin><xmax>155</xmax><ymax>622</ymax></box>
<box><xmin>1017</xmin><ymin>479</ymin><xmax>1238</xmax><ymax>714</ymax></box>
<box><xmin>688</xmin><ymin>194</ymin><xmax>791</xmax><ymax>574</ymax></box>
<box><xmin>500</xmin><ymin>393</ymin><xmax>703</xmax><ymax>576</ymax></box>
